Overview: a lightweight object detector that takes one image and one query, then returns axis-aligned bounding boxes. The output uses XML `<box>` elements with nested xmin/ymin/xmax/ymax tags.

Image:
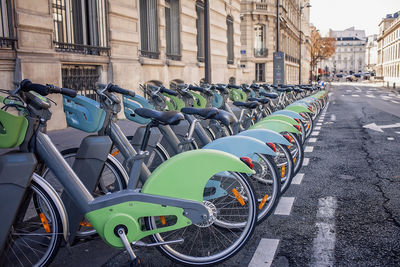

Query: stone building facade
<box><xmin>376</xmin><ymin>12</ymin><xmax>400</xmax><ymax>87</ymax></box>
<box><xmin>239</xmin><ymin>0</ymin><xmax>311</xmax><ymax>84</ymax></box>
<box><xmin>0</xmin><ymin>0</ymin><xmax>242</xmax><ymax>130</ymax></box>
<box><xmin>365</xmin><ymin>34</ymin><xmax>378</xmax><ymax>73</ymax></box>
<box><xmin>321</xmin><ymin>27</ymin><xmax>366</xmax><ymax>75</ymax></box>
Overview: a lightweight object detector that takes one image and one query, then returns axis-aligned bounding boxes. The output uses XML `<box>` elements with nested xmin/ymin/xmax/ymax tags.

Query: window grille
<box><xmin>140</xmin><ymin>0</ymin><xmax>159</xmax><ymax>59</ymax></box>
<box><xmin>52</xmin><ymin>0</ymin><xmax>109</xmax><ymax>55</ymax></box>
<box><xmin>62</xmin><ymin>65</ymin><xmax>100</xmax><ymax>100</ymax></box>
<box><xmin>165</xmin><ymin>0</ymin><xmax>181</xmax><ymax>60</ymax></box>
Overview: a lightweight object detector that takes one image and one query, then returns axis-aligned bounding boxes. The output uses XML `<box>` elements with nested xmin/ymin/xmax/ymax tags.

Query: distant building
<box><xmin>376</xmin><ymin>11</ymin><xmax>400</xmax><ymax>87</ymax></box>
<box><xmin>365</xmin><ymin>34</ymin><xmax>378</xmax><ymax>73</ymax></box>
<box><xmin>321</xmin><ymin>27</ymin><xmax>367</xmax><ymax>75</ymax></box>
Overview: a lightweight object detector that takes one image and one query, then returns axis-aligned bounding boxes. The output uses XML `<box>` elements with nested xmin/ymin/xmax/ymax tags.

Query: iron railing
<box><xmin>0</xmin><ymin>0</ymin><xmax>16</xmax><ymax>49</ymax></box>
<box><xmin>55</xmin><ymin>42</ymin><xmax>109</xmax><ymax>56</ymax></box>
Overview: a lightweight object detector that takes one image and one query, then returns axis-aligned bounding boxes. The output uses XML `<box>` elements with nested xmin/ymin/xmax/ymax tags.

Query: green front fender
<box><xmin>250</xmin><ymin>119</ymin><xmax>301</xmax><ymax>134</ymax></box>
<box><xmin>258</xmin><ymin>115</ymin><xmax>299</xmax><ymax>126</ymax></box>
<box><xmin>141</xmin><ymin>149</ymin><xmax>255</xmax><ymax>202</ymax></box>
<box><xmin>190</xmin><ymin>91</ymin><xmax>207</xmax><ymax>108</ymax></box>
<box><xmin>285</xmin><ymin>105</ymin><xmax>312</xmax><ymax>114</ymax></box>
<box><xmin>163</xmin><ymin>93</ymin><xmax>185</xmax><ymax>111</ymax></box>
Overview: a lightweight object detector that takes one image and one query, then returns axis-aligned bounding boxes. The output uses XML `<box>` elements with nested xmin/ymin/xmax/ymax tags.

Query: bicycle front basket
<box><xmin>63</xmin><ymin>95</ymin><xmax>106</xmax><ymax>133</ymax></box>
<box><xmin>122</xmin><ymin>94</ymin><xmax>154</xmax><ymax>124</ymax></box>
<box><xmin>0</xmin><ymin>97</ymin><xmax>28</xmax><ymax>148</ymax></box>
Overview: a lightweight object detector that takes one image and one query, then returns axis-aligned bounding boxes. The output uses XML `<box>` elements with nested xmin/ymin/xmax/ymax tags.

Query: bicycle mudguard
<box><xmin>163</xmin><ymin>93</ymin><xmax>185</xmax><ymax>111</ymax></box>
<box><xmin>249</xmin><ymin>119</ymin><xmax>301</xmax><ymax>135</ymax></box>
<box><xmin>272</xmin><ymin>110</ymin><xmax>304</xmax><ymax>120</ymax></box>
<box><xmin>86</xmin><ymin>149</ymin><xmax>255</xmax><ymax>247</ymax></box>
<box><xmin>0</xmin><ymin>153</ymin><xmax>36</xmax><ymax>251</ymax></box>
<box><xmin>212</xmin><ymin>92</ymin><xmax>224</xmax><ymax>108</ymax></box>
<box><xmin>258</xmin><ymin>114</ymin><xmax>299</xmax><ymax>126</ymax></box>
<box><xmin>202</xmin><ymin>135</ymin><xmax>276</xmax><ymax>157</ymax></box>
<box><xmin>238</xmin><ymin>129</ymin><xmax>291</xmax><ymax>146</ymax></box>
<box><xmin>285</xmin><ymin>105</ymin><xmax>312</xmax><ymax>114</ymax></box>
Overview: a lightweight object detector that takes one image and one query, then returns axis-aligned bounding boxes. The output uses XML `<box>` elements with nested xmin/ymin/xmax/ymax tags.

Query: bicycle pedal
<box><xmin>130</xmin><ymin>257</ymin><xmax>142</xmax><ymax>266</ymax></box>
<box><xmin>116</xmin><ymin>227</ymin><xmax>137</xmax><ymax>262</ymax></box>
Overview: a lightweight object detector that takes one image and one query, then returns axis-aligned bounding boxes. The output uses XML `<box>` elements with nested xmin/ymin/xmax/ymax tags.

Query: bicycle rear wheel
<box><xmin>0</xmin><ymin>180</ymin><xmax>63</xmax><ymax>267</ymax></box>
<box><xmin>145</xmin><ymin>172</ymin><xmax>257</xmax><ymax>266</ymax></box>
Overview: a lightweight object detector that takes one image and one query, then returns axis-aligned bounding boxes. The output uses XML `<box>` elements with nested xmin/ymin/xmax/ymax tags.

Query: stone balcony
<box><xmin>241</xmin><ymin>1</ymin><xmax>275</xmax><ymax>15</ymax></box>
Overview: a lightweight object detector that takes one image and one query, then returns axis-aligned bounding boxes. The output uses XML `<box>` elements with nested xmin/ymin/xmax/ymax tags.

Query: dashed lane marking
<box><xmin>308</xmin><ymin>138</ymin><xmax>317</xmax><ymax>143</ymax></box>
<box><xmin>311</xmin><ymin>131</ymin><xmax>320</xmax><ymax>136</ymax></box>
<box><xmin>396</xmin><ymin>132</ymin><xmax>400</xmax><ymax>135</ymax></box>
<box><xmin>330</xmin><ymin>114</ymin><xmax>336</xmax><ymax>121</ymax></box>
<box><xmin>248</xmin><ymin>239</ymin><xmax>280</xmax><ymax>267</ymax></box>
<box><xmin>388</xmin><ymin>137</ymin><xmax>395</xmax><ymax>141</ymax></box>
<box><xmin>351</xmin><ymin>94</ymin><xmax>360</xmax><ymax>97</ymax></box>
<box><xmin>314</xmin><ymin>126</ymin><xmax>321</xmax><ymax>130</ymax></box>
<box><xmin>310</xmin><ymin>197</ymin><xmax>337</xmax><ymax>267</ymax></box>
<box><xmin>391</xmin><ymin>100</ymin><xmax>399</xmax><ymax>104</ymax></box>
<box><xmin>303</xmin><ymin>158</ymin><xmax>310</xmax><ymax>166</ymax></box>
<box><xmin>366</xmin><ymin>95</ymin><xmax>375</xmax><ymax>98</ymax></box>
<box><xmin>304</xmin><ymin>146</ymin><xmax>314</xmax><ymax>153</ymax></box>
<box><xmin>292</xmin><ymin>173</ymin><xmax>305</xmax><ymax>185</ymax></box>
<box><xmin>316</xmin><ymin>123</ymin><xmax>322</xmax><ymax>126</ymax></box>
<box><xmin>274</xmin><ymin>197</ymin><xmax>295</xmax><ymax>215</ymax></box>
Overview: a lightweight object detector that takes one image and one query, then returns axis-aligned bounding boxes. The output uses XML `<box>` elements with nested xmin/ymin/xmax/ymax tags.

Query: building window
<box><xmin>165</xmin><ymin>0</ymin><xmax>180</xmax><ymax>60</ymax></box>
<box><xmin>52</xmin><ymin>0</ymin><xmax>109</xmax><ymax>55</ymax></box>
<box><xmin>226</xmin><ymin>16</ymin><xmax>234</xmax><ymax>64</ymax></box>
<box><xmin>254</xmin><ymin>24</ymin><xmax>267</xmax><ymax>57</ymax></box>
<box><xmin>255</xmin><ymin>63</ymin><xmax>265</xmax><ymax>82</ymax></box>
<box><xmin>196</xmin><ymin>0</ymin><xmax>204</xmax><ymax>62</ymax></box>
<box><xmin>62</xmin><ymin>65</ymin><xmax>100</xmax><ymax>100</ymax></box>
<box><xmin>0</xmin><ymin>0</ymin><xmax>15</xmax><ymax>48</ymax></box>
<box><xmin>140</xmin><ymin>0</ymin><xmax>159</xmax><ymax>59</ymax></box>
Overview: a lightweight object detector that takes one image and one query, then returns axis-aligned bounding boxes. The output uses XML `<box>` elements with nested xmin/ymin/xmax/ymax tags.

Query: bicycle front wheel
<box><xmin>0</xmin><ymin>180</ymin><xmax>63</xmax><ymax>267</ymax></box>
<box><xmin>145</xmin><ymin>172</ymin><xmax>257</xmax><ymax>266</ymax></box>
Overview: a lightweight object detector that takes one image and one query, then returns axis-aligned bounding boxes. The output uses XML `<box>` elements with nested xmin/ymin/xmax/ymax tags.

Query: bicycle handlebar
<box><xmin>20</xmin><ymin>79</ymin><xmax>77</xmax><ymax>98</ymax></box>
<box><xmin>97</xmin><ymin>83</ymin><xmax>135</xmax><ymax>97</ymax></box>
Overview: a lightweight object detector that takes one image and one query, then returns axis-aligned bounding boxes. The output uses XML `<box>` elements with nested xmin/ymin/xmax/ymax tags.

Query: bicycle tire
<box><xmin>145</xmin><ymin>172</ymin><xmax>257</xmax><ymax>266</ymax></box>
<box><xmin>275</xmin><ymin>144</ymin><xmax>294</xmax><ymax>194</ymax></box>
<box><xmin>0</xmin><ymin>180</ymin><xmax>63</xmax><ymax>267</ymax></box>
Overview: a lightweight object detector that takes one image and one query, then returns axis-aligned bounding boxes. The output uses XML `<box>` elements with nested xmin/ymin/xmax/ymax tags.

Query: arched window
<box><xmin>165</xmin><ymin>0</ymin><xmax>181</xmax><ymax>60</ymax></box>
<box><xmin>170</xmin><ymin>79</ymin><xmax>184</xmax><ymax>89</ymax></box>
<box><xmin>196</xmin><ymin>1</ymin><xmax>205</xmax><ymax>62</ymax></box>
<box><xmin>228</xmin><ymin>77</ymin><xmax>236</xmax><ymax>84</ymax></box>
<box><xmin>226</xmin><ymin>16</ymin><xmax>234</xmax><ymax>64</ymax></box>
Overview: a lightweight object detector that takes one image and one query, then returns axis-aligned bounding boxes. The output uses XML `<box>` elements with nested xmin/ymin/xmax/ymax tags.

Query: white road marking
<box><xmin>351</xmin><ymin>94</ymin><xmax>360</xmax><ymax>97</ymax></box>
<box><xmin>341</xmin><ymin>95</ymin><xmax>345</xmax><ymax>97</ymax></box>
<box><xmin>292</xmin><ymin>173</ymin><xmax>305</xmax><ymax>185</ymax></box>
<box><xmin>328</xmin><ymin>92</ymin><xmax>333</xmax><ymax>97</ymax></box>
<box><xmin>318</xmin><ymin>120</ymin><xmax>323</xmax><ymax>123</ymax></box>
<box><xmin>346</xmin><ymin>90</ymin><xmax>352</xmax><ymax>92</ymax></box>
<box><xmin>315</xmin><ymin>126</ymin><xmax>321</xmax><ymax>130</ymax></box>
<box><xmin>274</xmin><ymin>197</ymin><xmax>295</xmax><ymax>215</ymax></box>
<box><xmin>310</xmin><ymin>197</ymin><xmax>337</xmax><ymax>267</ymax></box>
<box><xmin>366</xmin><ymin>95</ymin><xmax>375</xmax><ymax>98</ymax></box>
<box><xmin>316</xmin><ymin>123</ymin><xmax>322</xmax><ymax>126</ymax></box>
<box><xmin>308</xmin><ymin>138</ymin><xmax>317</xmax><ymax>143</ymax></box>
<box><xmin>303</xmin><ymin>158</ymin><xmax>310</xmax><ymax>166</ymax></box>
<box><xmin>249</xmin><ymin>239</ymin><xmax>280</xmax><ymax>267</ymax></box>
<box><xmin>363</xmin><ymin>123</ymin><xmax>400</xmax><ymax>133</ymax></box>
<box><xmin>304</xmin><ymin>146</ymin><xmax>314</xmax><ymax>153</ymax></box>
<box><xmin>396</xmin><ymin>132</ymin><xmax>400</xmax><ymax>135</ymax></box>
<box><xmin>391</xmin><ymin>100</ymin><xmax>399</xmax><ymax>104</ymax></box>
<box><xmin>388</xmin><ymin>137</ymin><xmax>394</xmax><ymax>141</ymax></box>
<box><xmin>389</xmin><ymin>93</ymin><xmax>396</xmax><ymax>97</ymax></box>
<box><xmin>312</xmin><ymin>131</ymin><xmax>320</xmax><ymax>136</ymax></box>
<box><xmin>330</xmin><ymin>114</ymin><xmax>336</xmax><ymax>121</ymax></box>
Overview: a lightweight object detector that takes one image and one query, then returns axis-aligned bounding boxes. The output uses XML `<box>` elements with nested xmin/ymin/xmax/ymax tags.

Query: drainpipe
<box><xmin>204</xmin><ymin>0</ymin><xmax>211</xmax><ymax>83</ymax></box>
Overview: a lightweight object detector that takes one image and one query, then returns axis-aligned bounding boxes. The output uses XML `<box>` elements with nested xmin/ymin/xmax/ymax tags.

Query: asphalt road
<box><xmin>45</xmin><ymin>83</ymin><xmax>400</xmax><ymax>266</ymax></box>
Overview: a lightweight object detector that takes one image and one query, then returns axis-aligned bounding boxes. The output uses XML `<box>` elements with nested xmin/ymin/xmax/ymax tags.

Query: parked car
<box><xmin>346</xmin><ymin>75</ymin><xmax>357</xmax><ymax>82</ymax></box>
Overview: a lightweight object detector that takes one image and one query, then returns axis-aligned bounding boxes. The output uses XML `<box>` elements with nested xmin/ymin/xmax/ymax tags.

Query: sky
<box><xmin>310</xmin><ymin>0</ymin><xmax>400</xmax><ymax>36</ymax></box>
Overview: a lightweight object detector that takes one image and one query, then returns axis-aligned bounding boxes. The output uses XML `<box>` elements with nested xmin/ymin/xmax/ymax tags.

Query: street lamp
<box><xmin>299</xmin><ymin>3</ymin><xmax>311</xmax><ymax>84</ymax></box>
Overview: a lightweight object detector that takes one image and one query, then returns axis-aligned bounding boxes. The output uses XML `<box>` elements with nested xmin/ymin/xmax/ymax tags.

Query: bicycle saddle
<box><xmin>181</xmin><ymin>107</ymin><xmax>219</xmax><ymax>119</ymax></box>
<box><xmin>259</xmin><ymin>92</ymin><xmax>279</xmax><ymax>99</ymax></box>
<box><xmin>210</xmin><ymin>110</ymin><xmax>235</xmax><ymax>127</ymax></box>
<box><xmin>134</xmin><ymin>108</ymin><xmax>184</xmax><ymax>125</ymax></box>
<box><xmin>233</xmin><ymin>101</ymin><xmax>259</xmax><ymax>109</ymax></box>
<box><xmin>247</xmin><ymin>97</ymin><xmax>270</xmax><ymax>105</ymax></box>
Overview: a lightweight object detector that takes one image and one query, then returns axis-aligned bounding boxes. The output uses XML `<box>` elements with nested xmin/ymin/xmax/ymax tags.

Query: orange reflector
<box><xmin>293</xmin><ymin>157</ymin><xmax>297</xmax><ymax>163</ymax></box>
<box><xmin>112</xmin><ymin>150</ymin><xmax>120</xmax><ymax>157</ymax></box>
<box><xmin>281</xmin><ymin>165</ymin><xmax>286</xmax><ymax>178</ymax></box>
<box><xmin>267</xmin><ymin>142</ymin><xmax>277</xmax><ymax>152</ymax></box>
<box><xmin>160</xmin><ymin>216</ymin><xmax>166</xmax><ymax>225</ymax></box>
<box><xmin>232</xmin><ymin>188</ymin><xmax>245</xmax><ymax>206</ymax></box>
<box><xmin>307</xmin><ymin>122</ymin><xmax>310</xmax><ymax>129</ymax></box>
<box><xmin>295</xmin><ymin>119</ymin><xmax>301</xmax><ymax>123</ymax></box>
<box><xmin>259</xmin><ymin>194</ymin><xmax>269</xmax><ymax>210</ymax></box>
<box><xmin>294</xmin><ymin>125</ymin><xmax>301</xmax><ymax>132</ymax></box>
<box><xmin>80</xmin><ymin>221</ymin><xmax>92</xmax><ymax>227</ymax></box>
<box><xmin>39</xmin><ymin>213</ymin><xmax>51</xmax><ymax>233</ymax></box>
<box><xmin>240</xmin><ymin>157</ymin><xmax>254</xmax><ymax>169</ymax></box>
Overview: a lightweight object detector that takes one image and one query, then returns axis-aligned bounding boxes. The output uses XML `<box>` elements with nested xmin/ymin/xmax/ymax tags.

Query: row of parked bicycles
<box><xmin>0</xmin><ymin>79</ymin><xmax>328</xmax><ymax>266</ymax></box>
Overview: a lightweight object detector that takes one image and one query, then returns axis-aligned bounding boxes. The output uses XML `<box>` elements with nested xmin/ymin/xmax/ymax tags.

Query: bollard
<box><xmin>393</xmin><ymin>83</ymin><xmax>396</xmax><ymax>89</ymax></box>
